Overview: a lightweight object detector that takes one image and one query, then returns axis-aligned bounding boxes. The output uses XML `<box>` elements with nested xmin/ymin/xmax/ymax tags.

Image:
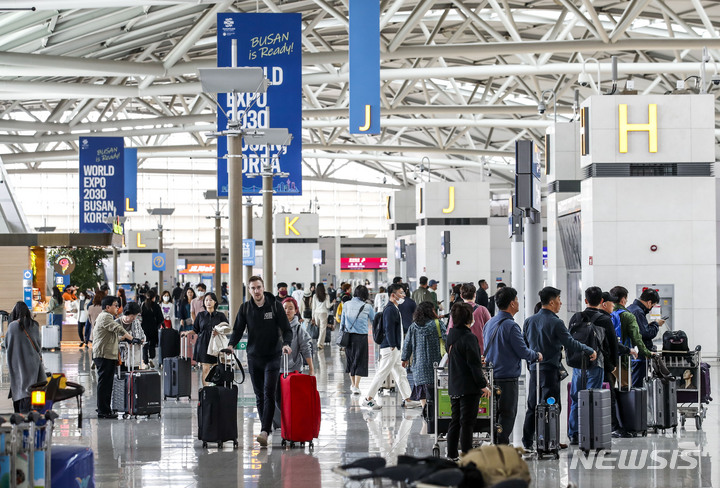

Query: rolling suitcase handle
<box><xmin>283</xmin><ymin>352</ymin><xmax>289</xmax><ymax>378</ymax></box>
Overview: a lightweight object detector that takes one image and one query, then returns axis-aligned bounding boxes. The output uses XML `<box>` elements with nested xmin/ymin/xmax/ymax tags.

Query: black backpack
<box><xmin>372</xmin><ymin>305</ymin><xmax>387</xmax><ymax>344</ymax></box>
<box><xmin>567</xmin><ymin>311</ymin><xmax>601</xmax><ymax>369</ymax></box>
<box><xmin>662</xmin><ymin>330</ymin><xmax>689</xmax><ymax>352</ymax></box>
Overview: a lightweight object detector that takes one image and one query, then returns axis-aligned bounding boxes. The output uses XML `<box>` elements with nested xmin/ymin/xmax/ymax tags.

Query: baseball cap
<box><xmin>428</xmin><ymin>279</ymin><xmax>438</xmax><ymax>286</ymax></box>
<box><xmin>601</xmin><ymin>291</ymin><xmax>618</xmax><ymax>303</ymax></box>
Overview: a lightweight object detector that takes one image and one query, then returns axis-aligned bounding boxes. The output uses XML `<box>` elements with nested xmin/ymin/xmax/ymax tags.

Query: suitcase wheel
<box><xmin>554</xmin><ymin>451</ymin><xmax>560</xmax><ymax>460</ymax></box>
<box><xmin>202</xmin><ymin>442</ymin><xmax>208</xmax><ymax>448</ymax></box>
<box><xmin>290</xmin><ymin>442</ymin><xmax>296</xmax><ymax>448</ymax></box>
<box><xmin>281</xmin><ymin>439</ymin><xmax>287</xmax><ymax>447</ymax></box>
<box><xmin>309</xmin><ymin>441</ymin><xmax>314</xmax><ymax>450</ymax></box>
<box><xmin>300</xmin><ymin>442</ymin><xmax>305</xmax><ymax>447</ymax></box>
<box><xmin>123</xmin><ymin>414</ymin><xmax>129</xmax><ymax>419</ymax></box>
<box><xmin>695</xmin><ymin>416</ymin><xmax>702</xmax><ymax>430</ymax></box>
<box><xmin>672</xmin><ymin>426</ymin><xmax>677</xmax><ymax>434</ymax></box>
<box><xmin>218</xmin><ymin>442</ymin><xmax>223</xmax><ymax>448</ymax></box>
<box><xmin>432</xmin><ymin>446</ymin><xmax>440</xmax><ymax>458</ymax></box>
<box><xmin>233</xmin><ymin>441</ymin><xmax>239</xmax><ymax>449</ymax></box>
<box><xmin>642</xmin><ymin>431</ymin><xmax>647</xmax><ymax>437</ymax></box>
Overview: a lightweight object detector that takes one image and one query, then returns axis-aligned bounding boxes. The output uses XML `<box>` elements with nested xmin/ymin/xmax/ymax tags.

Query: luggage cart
<box><xmin>661</xmin><ymin>346</ymin><xmax>708</xmax><ymax>430</ymax></box>
<box><xmin>431</xmin><ymin>362</ymin><xmax>497</xmax><ymax>458</ymax></box>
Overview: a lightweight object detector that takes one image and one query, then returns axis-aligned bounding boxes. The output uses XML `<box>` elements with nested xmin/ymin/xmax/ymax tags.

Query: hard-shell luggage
<box><xmin>578</xmin><ymin>388</ymin><xmax>612</xmax><ymax>452</ymax></box>
<box><xmin>40</xmin><ymin>325</ymin><xmax>60</xmax><ymax>350</ymax></box>
<box><xmin>125</xmin><ymin>370</ymin><xmax>162</xmax><ymax>418</ymax></box>
<box><xmin>197</xmin><ymin>385</ymin><xmax>238</xmax><ymax>448</ymax></box>
<box><xmin>280</xmin><ymin>354</ymin><xmax>321</xmax><ymax>448</ymax></box>
<box><xmin>646</xmin><ymin>377</ymin><xmax>678</xmax><ymax>432</ymax></box>
<box><xmin>159</xmin><ymin>327</ymin><xmax>180</xmax><ymax>362</ymax></box>
<box><xmin>51</xmin><ymin>446</ymin><xmax>95</xmax><ymax>488</ymax></box>
<box><xmin>615</xmin><ymin>356</ymin><xmax>648</xmax><ymax>436</ymax></box>
<box><xmin>534</xmin><ymin>366</ymin><xmax>559</xmax><ymax>459</ymax></box>
<box><xmin>183</xmin><ymin>332</ymin><xmax>198</xmax><ymax>367</ymax></box>
<box><xmin>567</xmin><ymin>381</ymin><xmax>610</xmax><ymax>424</ymax></box>
<box><xmin>163</xmin><ymin>336</ymin><xmax>192</xmax><ymax>400</ymax></box>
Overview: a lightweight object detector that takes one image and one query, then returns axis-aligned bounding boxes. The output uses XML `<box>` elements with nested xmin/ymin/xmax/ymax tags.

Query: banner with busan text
<box><xmin>79</xmin><ymin>136</ymin><xmax>124</xmax><ymax>233</ymax></box>
<box><xmin>216</xmin><ymin>13</ymin><xmax>302</xmax><ymax>197</ymax></box>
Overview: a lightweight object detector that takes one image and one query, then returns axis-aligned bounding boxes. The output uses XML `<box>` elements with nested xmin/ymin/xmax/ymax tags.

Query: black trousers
<box><xmin>142</xmin><ymin>341</ymin><xmax>157</xmax><ymax>364</ymax></box>
<box><xmin>608</xmin><ymin>369</ymin><xmax>621</xmax><ymax>431</ymax></box>
<box><xmin>78</xmin><ymin>320</ymin><xmax>86</xmax><ymax>343</ymax></box>
<box><xmin>522</xmin><ymin>367</ymin><xmax>560</xmax><ymax>448</ymax></box>
<box><xmin>446</xmin><ymin>393</ymin><xmax>481</xmax><ymax>458</ymax></box>
<box><xmin>494</xmin><ymin>378</ymin><xmax>519</xmax><ymax>445</ymax></box>
<box><xmin>248</xmin><ymin>354</ymin><xmax>281</xmax><ymax>434</ymax></box>
<box><xmin>94</xmin><ymin>357</ymin><xmax>116</xmax><ymax>415</ymax></box>
<box><xmin>13</xmin><ymin>397</ymin><xmax>31</xmax><ymax>414</ymax></box>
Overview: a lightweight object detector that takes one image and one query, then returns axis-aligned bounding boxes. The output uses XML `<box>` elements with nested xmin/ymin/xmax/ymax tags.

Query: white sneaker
<box><xmin>257</xmin><ymin>431</ymin><xmax>268</xmax><ymax>447</ymax></box>
<box><xmin>351</xmin><ymin>386</ymin><xmax>361</xmax><ymax>395</ymax></box>
<box><xmin>403</xmin><ymin>400</ymin><xmax>422</xmax><ymax>409</ymax></box>
<box><xmin>362</xmin><ymin>398</ymin><xmax>382</xmax><ymax>410</ymax></box>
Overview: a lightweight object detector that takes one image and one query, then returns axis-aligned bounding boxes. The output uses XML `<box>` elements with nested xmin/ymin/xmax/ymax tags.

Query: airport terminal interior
<box><xmin>0</xmin><ymin>0</ymin><xmax>720</xmax><ymax>487</ymax></box>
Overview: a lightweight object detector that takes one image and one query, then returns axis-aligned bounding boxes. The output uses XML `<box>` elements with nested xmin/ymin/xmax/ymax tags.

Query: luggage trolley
<box><xmin>431</xmin><ymin>362</ymin><xmax>498</xmax><ymax>458</ymax></box>
<box><xmin>661</xmin><ymin>345</ymin><xmax>709</xmax><ymax>430</ymax></box>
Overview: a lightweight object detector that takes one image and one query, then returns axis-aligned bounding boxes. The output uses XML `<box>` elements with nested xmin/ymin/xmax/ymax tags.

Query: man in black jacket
<box><xmin>521</xmin><ymin>286</ymin><xmax>596</xmax><ymax>451</ymax></box>
<box><xmin>475</xmin><ymin>279</ymin><xmax>489</xmax><ymax>308</ymax></box>
<box><xmin>626</xmin><ymin>288</ymin><xmax>663</xmax><ymax>387</ymax></box>
<box><xmin>229</xmin><ymin>275</ymin><xmax>292</xmax><ymax>448</ymax></box>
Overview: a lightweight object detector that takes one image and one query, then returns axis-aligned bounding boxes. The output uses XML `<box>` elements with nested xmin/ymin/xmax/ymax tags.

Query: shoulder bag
<box><xmin>337</xmin><ymin>304</ymin><xmax>365</xmax><ymax>348</ymax></box>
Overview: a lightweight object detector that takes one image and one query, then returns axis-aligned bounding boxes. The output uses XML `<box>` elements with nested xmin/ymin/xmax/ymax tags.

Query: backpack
<box><xmin>567</xmin><ymin>311</ymin><xmax>601</xmax><ymax>369</ymax></box>
<box><xmin>372</xmin><ymin>305</ymin><xmax>387</xmax><ymax>344</ymax></box>
<box><xmin>662</xmin><ymin>329</ymin><xmax>689</xmax><ymax>352</ymax></box>
<box><xmin>611</xmin><ymin>309</ymin><xmax>631</xmax><ymax>347</ymax></box>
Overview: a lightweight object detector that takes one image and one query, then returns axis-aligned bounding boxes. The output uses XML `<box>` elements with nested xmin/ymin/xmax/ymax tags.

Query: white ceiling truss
<box><xmin>0</xmin><ymin>0</ymin><xmax>719</xmax><ymax>190</ymax></box>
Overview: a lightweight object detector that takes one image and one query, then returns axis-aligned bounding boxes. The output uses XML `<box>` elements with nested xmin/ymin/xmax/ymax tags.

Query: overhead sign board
<box><xmin>79</xmin><ymin>137</ymin><xmax>125</xmax><ymax>233</ymax></box>
<box><xmin>349</xmin><ymin>0</ymin><xmax>380</xmax><ymax>134</ymax></box>
<box><xmin>243</xmin><ymin>239</ymin><xmax>256</xmax><ymax>266</ymax></box>
<box><xmin>341</xmin><ymin>257</ymin><xmax>388</xmax><ymax>270</ymax></box>
<box><xmin>216</xmin><ymin>13</ymin><xmax>302</xmax><ymax>197</ymax></box>
<box><xmin>151</xmin><ymin>253</ymin><xmax>166</xmax><ymax>271</ymax></box>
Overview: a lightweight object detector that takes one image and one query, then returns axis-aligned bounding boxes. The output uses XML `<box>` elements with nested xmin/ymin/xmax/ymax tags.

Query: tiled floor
<box><xmin>0</xmin><ymin>342</ymin><xmax>717</xmax><ymax>487</ymax></box>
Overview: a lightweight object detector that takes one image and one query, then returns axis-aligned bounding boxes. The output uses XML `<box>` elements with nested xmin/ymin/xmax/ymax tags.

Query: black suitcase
<box><xmin>616</xmin><ymin>356</ymin><xmax>648</xmax><ymax>436</ymax></box>
<box><xmin>579</xmin><ymin>388</ymin><xmax>612</xmax><ymax>452</ymax></box>
<box><xmin>163</xmin><ymin>357</ymin><xmax>192</xmax><ymax>400</ymax></box>
<box><xmin>535</xmin><ymin>367</ymin><xmax>560</xmax><ymax>459</ymax></box>
<box><xmin>126</xmin><ymin>370</ymin><xmax>162</xmax><ymax>417</ymax></box>
<box><xmin>159</xmin><ymin>328</ymin><xmax>180</xmax><ymax>361</ymax></box>
<box><xmin>198</xmin><ymin>385</ymin><xmax>239</xmax><ymax>448</ymax></box>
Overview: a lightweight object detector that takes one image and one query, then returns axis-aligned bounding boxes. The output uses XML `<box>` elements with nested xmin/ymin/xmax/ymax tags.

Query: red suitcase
<box><xmin>280</xmin><ymin>355</ymin><xmax>321</xmax><ymax>448</ymax></box>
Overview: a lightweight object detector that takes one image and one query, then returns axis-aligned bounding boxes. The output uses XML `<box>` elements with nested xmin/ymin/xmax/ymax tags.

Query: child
<box><xmin>446</xmin><ymin>302</ymin><xmax>490</xmax><ymax>460</ymax></box>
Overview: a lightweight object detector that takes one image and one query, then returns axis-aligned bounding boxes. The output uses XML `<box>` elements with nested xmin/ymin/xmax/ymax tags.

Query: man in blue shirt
<box><xmin>521</xmin><ymin>286</ymin><xmax>596</xmax><ymax>451</ymax></box>
<box><xmin>484</xmin><ymin>287</ymin><xmax>542</xmax><ymax>444</ymax></box>
<box><xmin>363</xmin><ymin>284</ymin><xmax>421</xmax><ymax>410</ymax></box>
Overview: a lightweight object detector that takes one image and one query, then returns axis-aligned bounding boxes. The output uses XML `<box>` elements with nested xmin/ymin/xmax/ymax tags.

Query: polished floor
<box><xmin>0</xmin><ymin>341</ymin><xmax>717</xmax><ymax>488</ymax></box>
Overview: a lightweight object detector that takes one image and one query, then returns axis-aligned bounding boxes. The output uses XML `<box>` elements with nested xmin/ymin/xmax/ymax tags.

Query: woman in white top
<box><xmin>373</xmin><ymin>286</ymin><xmax>389</xmax><ymax>312</ymax></box>
<box><xmin>311</xmin><ymin>283</ymin><xmax>332</xmax><ymax>349</ymax></box>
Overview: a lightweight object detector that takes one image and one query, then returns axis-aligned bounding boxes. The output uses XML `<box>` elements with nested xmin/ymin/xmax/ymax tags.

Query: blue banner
<box><xmin>124</xmin><ymin>147</ymin><xmax>137</xmax><ymax>212</ymax></box>
<box><xmin>152</xmin><ymin>253</ymin><xmax>167</xmax><ymax>271</ymax></box>
<box><xmin>216</xmin><ymin>13</ymin><xmax>302</xmax><ymax>197</ymax></box>
<box><xmin>79</xmin><ymin>137</ymin><xmax>124</xmax><ymax>233</ymax></box>
<box><xmin>243</xmin><ymin>239</ymin><xmax>256</xmax><ymax>266</ymax></box>
<box><xmin>349</xmin><ymin>0</ymin><xmax>380</xmax><ymax>134</ymax></box>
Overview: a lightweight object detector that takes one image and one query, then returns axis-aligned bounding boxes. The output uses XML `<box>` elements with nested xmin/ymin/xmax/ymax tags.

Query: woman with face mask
<box><xmin>160</xmin><ymin>291</ymin><xmax>174</xmax><ymax>330</ymax></box>
<box><xmin>78</xmin><ymin>290</ymin><xmax>90</xmax><ymax>347</ymax></box>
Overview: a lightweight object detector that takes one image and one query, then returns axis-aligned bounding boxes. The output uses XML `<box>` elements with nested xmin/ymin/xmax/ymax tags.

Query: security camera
<box><xmin>537</xmin><ymin>101</ymin><xmax>546</xmax><ymax>115</ymax></box>
<box><xmin>578</xmin><ymin>72</ymin><xmax>591</xmax><ymax>87</ymax></box>
<box><xmin>712</xmin><ymin>74</ymin><xmax>720</xmax><ymax>86</ymax></box>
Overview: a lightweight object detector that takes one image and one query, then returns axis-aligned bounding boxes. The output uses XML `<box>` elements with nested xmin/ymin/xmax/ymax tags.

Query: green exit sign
<box><xmin>235</xmin><ymin>341</ymin><xmax>247</xmax><ymax>350</ymax></box>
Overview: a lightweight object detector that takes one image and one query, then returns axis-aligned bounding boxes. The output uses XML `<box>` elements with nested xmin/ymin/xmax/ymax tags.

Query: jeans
<box><xmin>364</xmin><ymin>348</ymin><xmax>412</xmax><ymax>400</ymax></box>
<box><xmin>631</xmin><ymin>358</ymin><xmax>647</xmax><ymax>388</ymax></box>
<box><xmin>494</xmin><ymin>378</ymin><xmax>519</xmax><ymax>445</ymax></box>
<box><xmin>446</xmin><ymin>393</ymin><xmax>481</xmax><ymax>458</ymax></box>
<box><xmin>248</xmin><ymin>354</ymin><xmax>281</xmax><ymax>434</ymax></box>
<box><xmin>84</xmin><ymin>320</ymin><xmax>93</xmax><ymax>343</ymax></box>
<box><xmin>568</xmin><ymin>366</ymin><xmax>605</xmax><ymax>438</ymax></box>
<box><xmin>94</xmin><ymin>357</ymin><xmax>116</xmax><ymax>415</ymax></box>
<box><xmin>522</xmin><ymin>367</ymin><xmax>561</xmax><ymax>449</ymax></box>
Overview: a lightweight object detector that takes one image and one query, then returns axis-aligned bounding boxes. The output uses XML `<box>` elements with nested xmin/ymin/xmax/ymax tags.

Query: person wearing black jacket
<box><xmin>140</xmin><ymin>289</ymin><xmax>164</xmax><ymax>369</ymax></box>
<box><xmin>626</xmin><ymin>288</ymin><xmax>663</xmax><ymax>387</ymax></box>
<box><xmin>229</xmin><ymin>276</ymin><xmax>292</xmax><ymax>448</ymax></box>
<box><xmin>186</xmin><ymin>292</ymin><xmax>228</xmax><ymax>386</ymax></box>
<box><xmin>474</xmin><ymin>279</ymin><xmax>489</xmax><ymax>308</ymax></box>
<box><xmin>446</xmin><ymin>302</ymin><xmax>490</xmax><ymax>460</ymax></box>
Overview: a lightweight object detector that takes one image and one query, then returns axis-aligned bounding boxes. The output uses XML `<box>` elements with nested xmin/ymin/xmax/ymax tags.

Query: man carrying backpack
<box><xmin>566</xmin><ymin>287</ymin><xmax>614</xmax><ymax>445</ymax></box>
<box><xmin>362</xmin><ymin>284</ymin><xmax>421</xmax><ymax>410</ymax></box>
<box><xmin>608</xmin><ymin>286</ymin><xmax>655</xmax><ymax>387</ymax></box>
<box><xmin>626</xmin><ymin>288</ymin><xmax>664</xmax><ymax>387</ymax></box>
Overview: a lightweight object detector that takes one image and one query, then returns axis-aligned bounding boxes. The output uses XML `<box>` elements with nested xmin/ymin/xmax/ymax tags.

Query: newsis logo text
<box><xmin>569</xmin><ymin>449</ymin><xmax>700</xmax><ymax>470</ymax></box>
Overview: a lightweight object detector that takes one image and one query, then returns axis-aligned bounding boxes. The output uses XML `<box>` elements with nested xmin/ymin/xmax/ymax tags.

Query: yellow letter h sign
<box><xmin>618</xmin><ymin>103</ymin><xmax>658</xmax><ymax>153</ymax></box>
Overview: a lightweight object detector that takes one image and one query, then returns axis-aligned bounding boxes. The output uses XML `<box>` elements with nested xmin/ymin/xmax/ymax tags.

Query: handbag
<box><xmin>337</xmin><ymin>304</ymin><xmax>365</xmax><ymax>348</ymax></box>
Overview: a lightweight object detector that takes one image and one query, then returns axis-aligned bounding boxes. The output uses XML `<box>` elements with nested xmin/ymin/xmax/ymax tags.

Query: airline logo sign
<box><xmin>341</xmin><ymin>257</ymin><xmax>387</xmax><ymax>270</ymax></box>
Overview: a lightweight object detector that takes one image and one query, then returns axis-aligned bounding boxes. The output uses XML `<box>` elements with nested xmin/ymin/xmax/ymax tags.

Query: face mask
<box><xmin>80</xmin><ymin>295</ymin><xmax>85</xmax><ymax>300</ymax></box>
<box><xmin>397</xmin><ymin>298</ymin><xmax>405</xmax><ymax>305</ymax></box>
<box><xmin>197</xmin><ymin>291</ymin><xmax>205</xmax><ymax>298</ymax></box>
<box><xmin>163</xmin><ymin>296</ymin><xmax>170</xmax><ymax>302</ymax></box>
<box><xmin>278</xmin><ymin>291</ymin><xmax>287</xmax><ymax>297</ymax></box>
